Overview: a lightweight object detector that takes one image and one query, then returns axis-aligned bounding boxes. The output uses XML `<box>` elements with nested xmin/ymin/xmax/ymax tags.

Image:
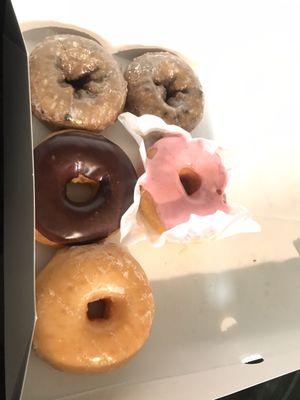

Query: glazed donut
<box><xmin>33</xmin><ymin>243</ymin><xmax>155</xmax><ymax>373</ymax></box>
<box><xmin>34</xmin><ymin>130</ymin><xmax>137</xmax><ymax>245</ymax></box>
<box><xmin>140</xmin><ymin>135</ymin><xmax>229</xmax><ymax>233</ymax></box>
<box><xmin>125</xmin><ymin>52</ymin><xmax>204</xmax><ymax>132</ymax></box>
<box><xmin>30</xmin><ymin>35</ymin><xmax>127</xmax><ymax>132</ymax></box>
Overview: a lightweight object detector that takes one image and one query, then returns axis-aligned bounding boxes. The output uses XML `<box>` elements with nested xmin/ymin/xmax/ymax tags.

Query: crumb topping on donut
<box><xmin>125</xmin><ymin>52</ymin><xmax>204</xmax><ymax>131</ymax></box>
<box><xmin>30</xmin><ymin>35</ymin><xmax>127</xmax><ymax>132</ymax></box>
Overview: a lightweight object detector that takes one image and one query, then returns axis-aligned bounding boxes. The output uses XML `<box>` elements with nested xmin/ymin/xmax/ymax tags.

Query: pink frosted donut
<box><xmin>139</xmin><ymin>134</ymin><xmax>229</xmax><ymax>233</ymax></box>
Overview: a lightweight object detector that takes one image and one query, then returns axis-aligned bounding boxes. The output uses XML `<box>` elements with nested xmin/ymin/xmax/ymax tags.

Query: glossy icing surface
<box><xmin>34</xmin><ymin>130</ymin><xmax>137</xmax><ymax>244</ymax></box>
<box><xmin>30</xmin><ymin>35</ymin><xmax>127</xmax><ymax>131</ymax></box>
<box><xmin>33</xmin><ymin>244</ymin><xmax>155</xmax><ymax>373</ymax></box>
<box><xmin>142</xmin><ymin>135</ymin><xmax>229</xmax><ymax>229</ymax></box>
<box><xmin>125</xmin><ymin>52</ymin><xmax>203</xmax><ymax>132</ymax></box>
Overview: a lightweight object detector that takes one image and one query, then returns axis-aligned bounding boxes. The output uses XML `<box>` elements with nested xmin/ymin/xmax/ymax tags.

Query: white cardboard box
<box><xmin>7</xmin><ymin>1</ymin><xmax>300</xmax><ymax>399</ymax></box>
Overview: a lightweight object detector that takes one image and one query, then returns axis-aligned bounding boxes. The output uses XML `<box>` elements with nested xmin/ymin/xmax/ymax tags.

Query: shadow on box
<box><xmin>21</xmin><ymin>255</ymin><xmax>300</xmax><ymax>400</ymax></box>
<box><xmin>219</xmin><ymin>371</ymin><xmax>300</xmax><ymax>400</ymax></box>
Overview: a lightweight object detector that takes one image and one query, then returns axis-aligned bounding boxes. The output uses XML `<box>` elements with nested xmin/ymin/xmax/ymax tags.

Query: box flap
<box><xmin>3</xmin><ymin>1</ymin><xmax>35</xmax><ymax>399</ymax></box>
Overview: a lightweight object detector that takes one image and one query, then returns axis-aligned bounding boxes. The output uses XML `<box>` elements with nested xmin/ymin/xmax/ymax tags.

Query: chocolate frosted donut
<box><xmin>34</xmin><ymin>130</ymin><xmax>137</xmax><ymax>245</ymax></box>
<box><xmin>125</xmin><ymin>52</ymin><xmax>204</xmax><ymax>132</ymax></box>
<box><xmin>30</xmin><ymin>35</ymin><xmax>127</xmax><ymax>132</ymax></box>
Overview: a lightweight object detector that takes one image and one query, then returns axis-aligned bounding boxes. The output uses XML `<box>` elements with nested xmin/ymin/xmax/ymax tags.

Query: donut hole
<box><xmin>179</xmin><ymin>168</ymin><xmax>202</xmax><ymax>196</ymax></box>
<box><xmin>87</xmin><ymin>298</ymin><xmax>112</xmax><ymax>321</ymax></box>
<box><xmin>66</xmin><ymin>74</ymin><xmax>91</xmax><ymax>90</ymax></box>
<box><xmin>63</xmin><ymin>68</ymin><xmax>106</xmax><ymax>99</ymax></box>
<box><xmin>165</xmin><ymin>86</ymin><xmax>177</xmax><ymax>102</ymax></box>
<box><xmin>154</xmin><ymin>82</ymin><xmax>167</xmax><ymax>100</ymax></box>
<box><xmin>154</xmin><ymin>78</ymin><xmax>188</xmax><ymax>105</ymax></box>
<box><xmin>154</xmin><ymin>81</ymin><xmax>174</xmax><ymax>103</ymax></box>
<box><xmin>166</xmin><ymin>88</ymin><xmax>190</xmax><ymax>107</ymax></box>
<box><xmin>65</xmin><ymin>174</ymin><xmax>100</xmax><ymax>204</ymax></box>
<box><xmin>65</xmin><ymin>73</ymin><xmax>92</xmax><ymax>97</ymax></box>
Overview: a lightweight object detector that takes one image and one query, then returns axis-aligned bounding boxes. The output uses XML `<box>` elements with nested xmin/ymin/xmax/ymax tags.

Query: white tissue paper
<box><xmin>118</xmin><ymin>112</ymin><xmax>260</xmax><ymax>247</ymax></box>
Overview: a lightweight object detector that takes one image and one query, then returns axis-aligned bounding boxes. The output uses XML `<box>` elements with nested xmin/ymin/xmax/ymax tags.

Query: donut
<box><xmin>34</xmin><ymin>130</ymin><xmax>137</xmax><ymax>245</ymax></box>
<box><xmin>30</xmin><ymin>35</ymin><xmax>127</xmax><ymax>132</ymax></box>
<box><xmin>139</xmin><ymin>135</ymin><xmax>229</xmax><ymax>233</ymax></box>
<box><xmin>33</xmin><ymin>243</ymin><xmax>155</xmax><ymax>373</ymax></box>
<box><xmin>125</xmin><ymin>52</ymin><xmax>204</xmax><ymax>132</ymax></box>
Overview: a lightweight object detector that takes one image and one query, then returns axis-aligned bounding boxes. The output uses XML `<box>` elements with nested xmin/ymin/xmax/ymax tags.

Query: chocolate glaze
<box><xmin>34</xmin><ymin>131</ymin><xmax>137</xmax><ymax>244</ymax></box>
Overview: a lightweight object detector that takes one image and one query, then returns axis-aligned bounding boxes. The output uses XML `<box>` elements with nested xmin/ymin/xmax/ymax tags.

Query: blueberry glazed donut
<box><xmin>33</xmin><ymin>243</ymin><xmax>155</xmax><ymax>373</ymax></box>
<box><xmin>30</xmin><ymin>35</ymin><xmax>127</xmax><ymax>132</ymax></box>
<box><xmin>125</xmin><ymin>52</ymin><xmax>204</xmax><ymax>132</ymax></box>
<box><xmin>34</xmin><ymin>130</ymin><xmax>137</xmax><ymax>246</ymax></box>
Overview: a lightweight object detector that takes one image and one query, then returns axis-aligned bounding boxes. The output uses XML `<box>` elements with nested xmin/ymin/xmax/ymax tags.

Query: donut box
<box><xmin>3</xmin><ymin>0</ymin><xmax>300</xmax><ymax>399</ymax></box>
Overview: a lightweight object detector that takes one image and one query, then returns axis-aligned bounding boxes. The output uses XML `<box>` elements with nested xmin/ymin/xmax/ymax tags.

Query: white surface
<box><xmin>118</xmin><ymin>112</ymin><xmax>260</xmax><ymax>246</ymax></box>
<box><xmin>10</xmin><ymin>1</ymin><xmax>300</xmax><ymax>399</ymax></box>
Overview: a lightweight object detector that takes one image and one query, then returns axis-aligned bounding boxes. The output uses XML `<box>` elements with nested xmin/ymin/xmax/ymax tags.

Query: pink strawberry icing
<box><xmin>141</xmin><ymin>134</ymin><xmax>229</xmax><ymax>230</ymax></box>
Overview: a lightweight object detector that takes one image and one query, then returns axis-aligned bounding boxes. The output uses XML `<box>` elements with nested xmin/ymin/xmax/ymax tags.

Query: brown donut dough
<box><xmin>30</xmin><ymin>35</ymin><xmax>127</xmax><ymax>132</ymax></box>
<box><xmin>35</xmin><ymin>229</ymin><xmax>61</xmax><ymax>248</ymax></box>
<box><xmin>139</xmin><ymin>148</ymin><xmax>166</xmax><ymax>234</ymax></box>
<box><xmin>33</xmin><ymin>243</ymin><xmax>154</xmax><ymax>373</ymax></box>
<box><xmin>125</xmin><ymin>52</ymin><xmax>204</xmax><ymax>132</ymax></box>
<box><xmin>140</xmin><ymin>188</ymin><xmax>166</xmax><ymax>234</ymax></box>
